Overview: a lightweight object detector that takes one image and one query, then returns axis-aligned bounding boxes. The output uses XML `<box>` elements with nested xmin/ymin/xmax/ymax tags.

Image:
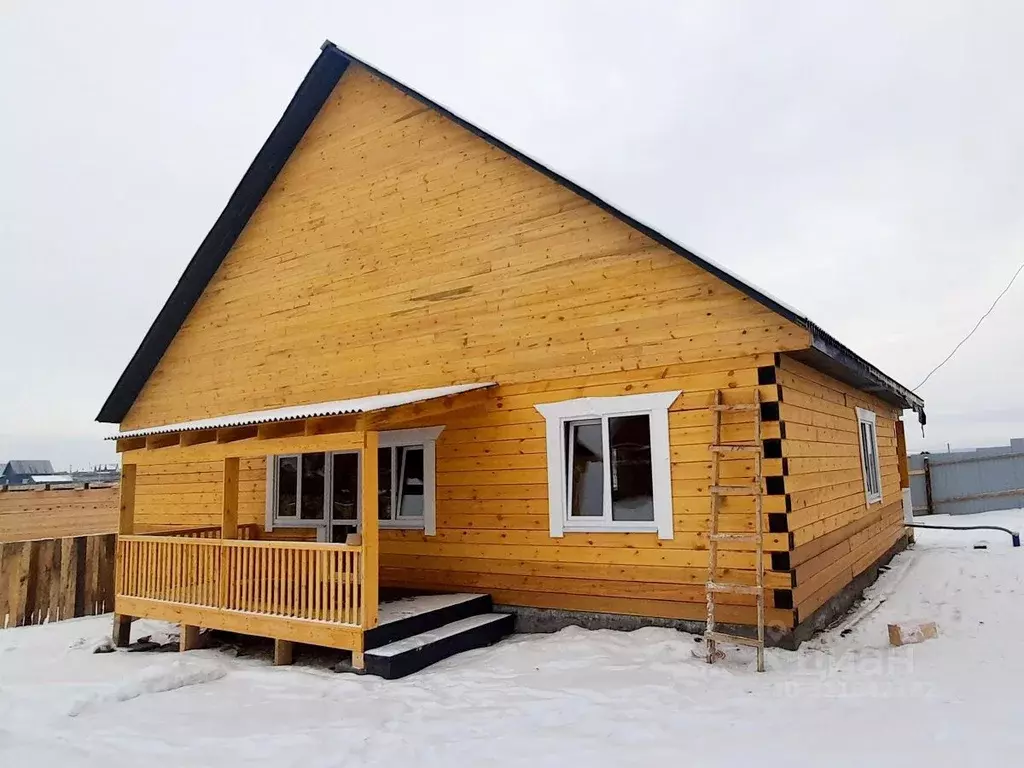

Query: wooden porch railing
<box><xmin>117</xmin><ymin>536</ymin><xmax>363</xmax><ymax>627</ymax></box>
<box><xmin>115</xmin><ymin>432</ymin><xmax>379</xmax><ymax>662</ymax></box>
<box><xmin>146</xmin><ymin>524</ymin><xmax>261</xmax><ymax>540</ymax></box>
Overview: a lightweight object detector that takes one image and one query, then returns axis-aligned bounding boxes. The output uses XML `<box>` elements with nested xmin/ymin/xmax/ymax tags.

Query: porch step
<box><xmin>364</xmin><ymin>593</ymin><xmax>493</xmax><ymax>650</ymax></box>
<box><xmin>364</xmin><ymin>612</ymin><xmax>515</xmax><ymax>680</ymax></box>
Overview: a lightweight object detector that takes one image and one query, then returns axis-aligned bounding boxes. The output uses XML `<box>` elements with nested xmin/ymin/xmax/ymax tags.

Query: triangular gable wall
<box><xmin>100</xmin><ymin>42</ymin><xmax>921</xmax><ymax>428</ymax></box>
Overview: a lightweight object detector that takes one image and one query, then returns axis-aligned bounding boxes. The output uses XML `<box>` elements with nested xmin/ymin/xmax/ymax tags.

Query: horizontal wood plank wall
<box><xmin>122</xmin><ymin>64</ymin><xmax>809</xmax><ymax>430</ymax></box>
<box><xmin>134</xmin><ymin>459</ymin><xmax>265</xmax><ymax>533</ymax></box>
<box><xmin>777</xmin><ymin>355</ymin><xmax>907</xmax><ymax>623</ymax></box>
<box><xmin>380</xmin><ymin>357</ymin><xmax>794</xmax><ymax>629</ymax></box>
<box><xmin>0</xmin><ymin>487</ymin><xmax>119</xmax><ymax>543</ymax></box>
<box><xmin>115</xmin><ymin>64</ymin><xmax>819</xmax><ymax>629</ymax></box>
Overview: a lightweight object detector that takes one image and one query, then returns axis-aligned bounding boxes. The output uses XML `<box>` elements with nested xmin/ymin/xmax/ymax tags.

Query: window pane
<box><xmin>860</xmin><ymin>423</ymin><xmax>872</xmax><ymax>487</ymax></box>
<box><xmin>377</xmin><ymin>447</ymin><xmax>393</xmax><ymax>520</ymax></box>
<box><xmin>331</xmin><ymin>453</ymin><xmax>359</xmax><ymax>521</ymax></box>
<box><xmin>867</xmin><ymin>427</ymin><xmax>880</xmax><ymax>494</ymax></box>
<box><xmin>330</xmin><ymin>524</ymin><xmax>357</xmax><ymax>544</ymax></box>
<box><xmin>276</xmin><ymin>456</ymin><xmax>298</xmax><ymax>517</ymax></box>
<box><xmin>397</xmin><ymin>446</ymin><xmax>425</xmax><ymax>517</ymax></box>
<box><xmin>300</xmin><ymin>453</ymin><xmax>325</xmax><ymax>520</ymax></box>
<box><xmin>609</xmin><ymin>415</ymin><xmax>654</xmax><ymax>521</ymax></box>
<box><xmin>566</xmin><ymin>420</ymin><xmax>604</xmax><ymax>517</ymax></box>
<box><xmin>860</xmin><ymin>422</ymin><xmax>880</xmax><ymax>496</ymax></box>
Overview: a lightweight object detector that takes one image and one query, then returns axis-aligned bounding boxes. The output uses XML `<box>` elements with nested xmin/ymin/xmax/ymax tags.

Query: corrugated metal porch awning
<box><xmin>108</xmin><ymin>382</ymin><xmax>496</xmax><ymax>440</ymax></box>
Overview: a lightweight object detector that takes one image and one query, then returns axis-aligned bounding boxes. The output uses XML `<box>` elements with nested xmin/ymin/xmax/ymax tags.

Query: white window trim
<box><xmin>536</xmin><ymin>390</ymin><xmax>680</xmax><ymax>540</ymax></box>
<box><xmin>855</xmin><ymin>407</ymin><xmax>883</xmax><ymax>505</ymax></box>
<box><xmin>264</xmin><ymin>425</ymin><xmax>442</xmax><ymax>536</ymax></box>
<box><xmin>378</xmin><ymin>426</ymin><xmax>442</xmax><ymax>535</ymax></box>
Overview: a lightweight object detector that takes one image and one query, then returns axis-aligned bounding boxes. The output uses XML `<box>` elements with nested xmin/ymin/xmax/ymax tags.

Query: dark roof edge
<box><xmin>808</xmin><ymin>324</ymin><xmax>924</xmax><ymax>412</ymax></box>
<box><xmin>97</xmin><ymin>39</ymin><xmax>923</xmax><ymax>423</ymax></box>
<box><xmin>321</xmin><ymin>42</ymin><xmax>924</xmax><ymax>414</ymax></box>
<box><xmin>324</xmin><ymin>43</ymin><xmax>807</xmax><ymax>325</ymax></box>
<box><xmin>95</xmin><ymin>48</ymin><xmax>351</xmax><ymax>422</ymax></box>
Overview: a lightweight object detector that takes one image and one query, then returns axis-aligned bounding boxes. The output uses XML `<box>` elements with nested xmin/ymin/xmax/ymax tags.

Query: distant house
<box><xmin>1</xmin><ymin>460</ymin><xmax>56</xmax><ymax>486</ymax></box>
<box><xmin>29</xmin><ymin>474</ymin><xmax>75</xmax><ymax>485</ymax></box>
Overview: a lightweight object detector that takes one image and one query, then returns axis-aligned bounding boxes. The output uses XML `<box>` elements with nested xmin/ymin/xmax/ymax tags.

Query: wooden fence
<box><xmin>0</xmin><ymin>485</ymin><xmax>119</xmax><ymax>543</ymax></box>
<box><xmin>0</xmin><ymin>533</ymin><xmax>116</xmax><ymax>628</ymax></box>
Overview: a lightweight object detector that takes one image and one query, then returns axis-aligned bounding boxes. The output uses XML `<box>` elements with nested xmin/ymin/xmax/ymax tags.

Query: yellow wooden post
<box><xmin>112</xmin><ymin>463</ymin><xmax>137</xmax><ymax>647</ymax></box>
<box><xmin>179</xmin><ymin>624</ymin><xmax>202</xmax><ymax>652</ymax></box>
<box><xmin>274</xmin><ymin>639</ymin><xmax>294</xmax><ymax>666</ymax></box>
<box><xmin>222</xmin><ymin>457</ymin><xmax>239</xmax><ymax>539</ymax></box>
<box><xmin>360</xmin><ymin>431</ymin><xmax>379</xmax><ymax>631</ymax></box>
<box><xmin>218</xmin><ymin>457</ymin><xmax>240</xmax><ymax>612</ymax></box>
<box><xmin>118</xmin><ymin>463</ymin><xmax>137</xmax><ymax>535</ymax></box>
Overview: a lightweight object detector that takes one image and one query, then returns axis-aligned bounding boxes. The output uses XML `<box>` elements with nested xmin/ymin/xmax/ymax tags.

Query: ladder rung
<box><xmin>707</xmin><ymin>582</ymin><xmax>763</xmax><ymax>595</ymax></box>
<box><xmin>710</xmin><ymin>404</ymin><xmax>759</xmax><ymax>412</ymax></box>
<box><xmin>709</xmin><ymin>532</ymin><xmax>760</xmax><ymax>543</ymax></box>
<box><xmin>710</xmin><ymin>484</ymin><xmax>761</xmax><ymax>495</ymax></box>
<box><xmin>706</xmin><ymin>631</ymin><xmax>764</xmax><ymax>648</ymax></box>
<box><xmin>709</xmin><ymin>444</ymin><xmax>762</xmax><ymax>454</ymax></box>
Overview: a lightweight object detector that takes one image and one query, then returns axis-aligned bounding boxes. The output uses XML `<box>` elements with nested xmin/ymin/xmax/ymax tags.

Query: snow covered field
<box><xmin>1</xmin><ymin>511</ymin><xmax>1022</xmax><ymax>766</ymax></box>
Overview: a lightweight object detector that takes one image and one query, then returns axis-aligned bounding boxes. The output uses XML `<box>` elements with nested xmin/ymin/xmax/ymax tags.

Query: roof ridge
<box><xmin>96</xmin><ymin>41</ymin><xmax>923</xmax><ymax>424</ymax></box>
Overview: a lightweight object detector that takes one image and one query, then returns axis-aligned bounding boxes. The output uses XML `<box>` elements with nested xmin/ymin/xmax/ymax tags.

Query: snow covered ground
<box><xmin>1</xmin><ymin>510</ymin><xmax>1022</xmax><ymax>766</ymax></box>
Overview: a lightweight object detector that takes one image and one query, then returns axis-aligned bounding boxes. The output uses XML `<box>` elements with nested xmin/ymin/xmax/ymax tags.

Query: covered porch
<box><xmin>110</xmin><ymin>384</ymin><xmax>494</xmax><ymax>669</ymax></box>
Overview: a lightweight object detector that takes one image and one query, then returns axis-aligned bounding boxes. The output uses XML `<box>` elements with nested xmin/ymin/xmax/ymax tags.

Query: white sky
<box><xmin>2</xmin><ymin>1</ymin><xmax>1022</xmax><ymax>469</ymax></box>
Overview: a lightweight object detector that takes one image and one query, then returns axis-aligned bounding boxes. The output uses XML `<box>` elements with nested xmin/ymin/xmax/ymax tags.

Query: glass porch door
<box><xmin>328</xmin><ymin>452</ymin><xmax>360</xmax><ymax>543</ymax></box>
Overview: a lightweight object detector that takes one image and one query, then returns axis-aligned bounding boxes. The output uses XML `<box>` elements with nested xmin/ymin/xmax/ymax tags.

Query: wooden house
<box><xmin>97</xmin><ymin>42</ymin><xmax>924</xmax><ymax>676</ymax></box>
<box><xmin>2</xmin><ymin>460</ymin><xmax>57</xmax><ymax>486</ymax></box>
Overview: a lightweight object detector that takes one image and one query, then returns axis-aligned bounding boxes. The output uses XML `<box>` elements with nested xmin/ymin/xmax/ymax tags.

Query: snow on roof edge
<box><xmin>109</xmin><ymin>382</ymin><xmax>496</xmax><ymax>440</ymax></box>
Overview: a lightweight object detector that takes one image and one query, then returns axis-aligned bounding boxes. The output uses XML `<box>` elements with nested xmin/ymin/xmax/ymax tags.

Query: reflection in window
<box><xmin>609</xmin><ymin>415</ymin><xmax>654</xmax><ymax>522</ymax></box>
<box><xmin>397</xmin><ymin>447</ymin><xmax>425</xmax><ymax>518</ymax></box>
<box><xmin>566</xmin><ymin>420</ymin><xmax>604</xmax><ymax>517</ymax></box>
<box><xmin>331</xmin><ymin>453</ymin><xmax>359</xmax><ymax>521</ymax></box>
<box><xmin>300</xmin><ymin>453</ymin><xmax>325</xmax><ymax>520</ymax></box>
<box><xmin>276</xmin><ymin>456</ymin><xmax>298</xmax><ymax>517</ymax></box>
<box><xmin>378</xmin><ymin>447</ymin><xmax>393</xmax><ymax>521</ymax></box>
<box><xmin>563</xmin><ymin>415</ymin><xmax>654</xmax><ymax>522</ymax></box>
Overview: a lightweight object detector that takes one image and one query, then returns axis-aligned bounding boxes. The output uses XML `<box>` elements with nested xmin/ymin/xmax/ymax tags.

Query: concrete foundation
<box><xmin>497</xmin><ymin>531</ymin><xmax>912</xmax><ymax>651</ymax></box>
<box><xmin>496</xmin><ymin>605</ymin><xmax>795</xmax><ymax>648</ymax></box>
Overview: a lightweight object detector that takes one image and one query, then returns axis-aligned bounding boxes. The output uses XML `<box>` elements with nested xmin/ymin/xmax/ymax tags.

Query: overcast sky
<box><xmin>2</xmin><ymin>1</ymin><xmax>1022</xmax><ymax>469</ymax></box>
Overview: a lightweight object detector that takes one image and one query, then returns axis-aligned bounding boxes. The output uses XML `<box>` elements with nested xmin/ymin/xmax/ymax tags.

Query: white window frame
<box><xmin>855</xmin><ymin>407</ymin><xmax>883</xmax><ymax>505</ymax></box>
<box><xmin>378</xmin><ymin>426</ymin><xmax>442</xmax><ymax>534</ymax></box>
<box><xmin>265</xmin><ymin>426</ymin><xmax>442</xmax><ymax>536</ymax></box>
<box><xmin>265</xmin><ymin>452</ymin><xmax>337</xmax><ymax>529</ymax></box>
<box><xmin>535</xmin><ymin>391</ymin><xmax>680</xmax><ymax>540</ymax></box>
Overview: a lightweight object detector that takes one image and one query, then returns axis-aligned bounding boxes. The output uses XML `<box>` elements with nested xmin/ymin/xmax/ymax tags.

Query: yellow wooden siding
<box><xmin>118</xmin><ymin>64</ymin><xmax>822</xmax><ymax>628</ymax></box>
<box><xmin>778</xmin><ymin>355</ymin><xmax>907</xmax><ymax>621</ymax></box>
<box><xmin>122</xmin><ymin>63</ymin><xmax>809</xmax><ymax>430</ymax></box>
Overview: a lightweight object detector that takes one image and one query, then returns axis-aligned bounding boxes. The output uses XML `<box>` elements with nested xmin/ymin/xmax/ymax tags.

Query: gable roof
<box><xmin>3</xmin><ymin>460</ymin><xmax>55</xmax><ymax>476</ymax></box>
<box><xmin>97</xmin><ymin>41</ymin><xmax>925</xmax><ymax>425</ymax></box>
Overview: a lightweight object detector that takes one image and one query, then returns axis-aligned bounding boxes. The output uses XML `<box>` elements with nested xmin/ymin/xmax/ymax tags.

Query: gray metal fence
<box><xmin>910</xmin><ymin>438</ymin><xmax>1024</xmax><ymax>516</ymax></box>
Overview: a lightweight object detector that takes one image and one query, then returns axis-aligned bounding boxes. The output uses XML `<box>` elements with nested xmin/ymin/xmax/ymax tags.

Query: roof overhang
<box><xmin>790</xmin><ymin>324</ymin><xmax>925</xmax><ymax>416</ymax></box>
<box><xmin>111</xmin><ymin>383</ymin><xmax>495</xmax><ymax>463</ymax></box>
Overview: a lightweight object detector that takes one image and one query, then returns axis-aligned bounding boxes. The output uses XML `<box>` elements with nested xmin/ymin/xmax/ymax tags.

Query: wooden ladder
<box><xmin>703</xmin><ymin>388</ymin><xmax>766</xmax><ymax>672</ymax></box>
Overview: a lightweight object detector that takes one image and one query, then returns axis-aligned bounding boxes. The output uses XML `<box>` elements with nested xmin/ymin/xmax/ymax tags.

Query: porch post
<box><xmin>112</xmin><ymin>463</ymin><xmax>137</xmax><ymax>647</ymax></box>
<box><xmin>360</xmin><ymin>430</ymin><xmax>379</xmax><ymax>630</ymax></box>
<box><xmin>222</xmin><ymin>456</ymin><xmax>239</xmax><ymax>539</ymax></box>
<box><xmin>118</xmin><ymin>463</ymin><xmax>137</xmax><ymax>535</ymax></box>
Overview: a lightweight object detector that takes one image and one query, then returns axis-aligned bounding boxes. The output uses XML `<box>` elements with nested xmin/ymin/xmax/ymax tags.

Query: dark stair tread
<box><xmin>364</xmin><ymin>613</ymin><xmax>514</xmax><ymax>679</ymax></box>
<box><xmin>364</xmin><ymin>593</ymin><xmax>492</xmax><ymax>650</ymax></box>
